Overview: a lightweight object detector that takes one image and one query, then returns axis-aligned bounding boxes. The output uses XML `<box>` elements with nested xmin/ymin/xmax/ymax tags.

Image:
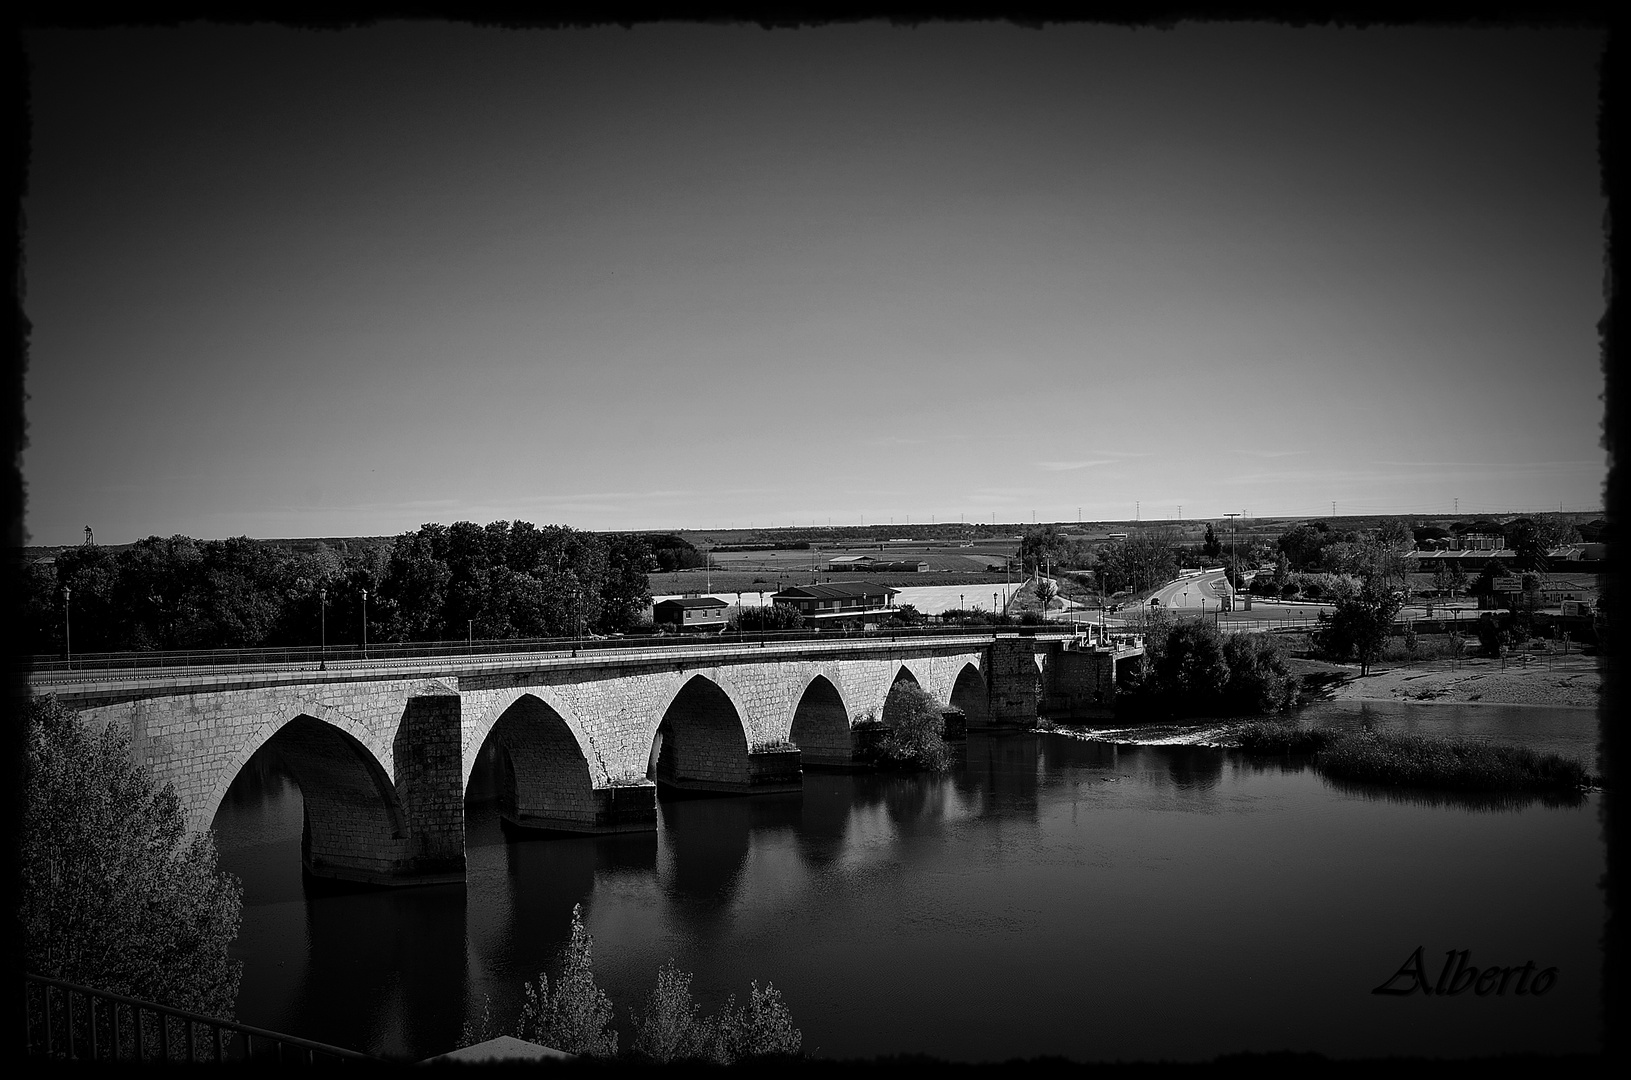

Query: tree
<box><xmin>1202</xmin><ymin>524</ymin><xmax>1222</xmax><ymax>559</ymax></box>
<box><xmin>715</xmin><ymin>982</ymin><xmax>802</xmax><ymax>1061</ymax></box>
<box><xmin>1219</xmin><ymin>633</ymin><xmax>1301</xmax><ymax>714</ymax></box>
<box><xmin>1034</xmin><ymin>576</ymin><xmax>1059</xmax><ymax>612</ymax></box>
<box><xmin>516</xmin><ymin>904</ymin><xmax>618</xmax><ymax>1057</ymax></box>
<box><xmin>1151</xmin><ymin>620</ymin><xmax>1232</xmax><ymax>717</ymax></box>
<box><xmin>1431</xmin><ymin>561</ymin><xmax>1468</xmax><ymax>600</ymax></box>
<box><xmin>1276</xmin><ymin>525</ymin><xmax>1326</xmax><ymax>571</ymax></box>
<box><xmin>874</xmin><ymin>683</ymin><xmax>952</xmax><ymax>772</ymax></box>
<box><xmin>1509</xmin><ymin>515</ymin><xmax>1579</xmax><ymax>574</ymax></box>
<box><xmin>1096</xmin><ymin>528</ymin><xmax>1179</xmax><ymax>595</ymax></box>
<box><xmin>632</xmin><ymin>961</ymin><xmax>713</xmax><ymax>1063</ymax></box>
<box><xmin>730</xmin><ymin>603</ymin><xmax>805</xmax><ymax>632</ymax></box>
<box><xmin>1320</xmin><ymin>586</ymin><xmax>1404</xmax><ymax>676</ymax></box>
<box><xmin>22</xmin><ymin>696</ymin><xmax>243</xmax><ymax>1018</ymax></box>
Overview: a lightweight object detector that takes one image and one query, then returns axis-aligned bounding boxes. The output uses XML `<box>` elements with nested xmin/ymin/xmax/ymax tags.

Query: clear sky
<box><xmin>21</xmin><ymin>21</ymin><xmax>1608</xmax><ymax>545</ymax></box>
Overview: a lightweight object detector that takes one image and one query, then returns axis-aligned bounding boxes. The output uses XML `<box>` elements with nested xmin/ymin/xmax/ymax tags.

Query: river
<box><xmin>212</xmin><ymin>700</ymin><xmax>1604</xmax><ymax>1062</ymax></box>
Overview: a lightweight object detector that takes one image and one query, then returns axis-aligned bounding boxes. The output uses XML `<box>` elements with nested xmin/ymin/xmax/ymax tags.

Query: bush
<box><xmin>872</xmin><ymin>684</ymin><xmax>952</xmax><ymax>772</ymax></box>
<box><xmin>730</xmin><ymin>603</ymin><xmax>805</xmax><ymax>632</ymax></box>
<box><xmin>1220</xmin><ymin>632</ymin><xmax>1301</xmax><ymax>714</ymax></box>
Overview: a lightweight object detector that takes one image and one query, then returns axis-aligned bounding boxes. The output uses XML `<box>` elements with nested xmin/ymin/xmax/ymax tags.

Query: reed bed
<box><xmin>1314</xmin><ymin>729</ymin><xmax>1591</xmax><ymax>792</ymax></box>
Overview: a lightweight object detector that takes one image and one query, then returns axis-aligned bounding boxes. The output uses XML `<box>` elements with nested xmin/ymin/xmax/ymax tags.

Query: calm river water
<box><xmin>213</xmin><ymin>701</ymin><xmax>1604</xmax><ymax>1062</ymax></box>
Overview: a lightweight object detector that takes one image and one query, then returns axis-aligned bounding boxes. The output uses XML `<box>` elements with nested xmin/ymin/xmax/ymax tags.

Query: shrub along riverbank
<box><xmin>1230</xmin><ymin>718</ymin><xmax>1594</xmax><ymax>792</ymax></box>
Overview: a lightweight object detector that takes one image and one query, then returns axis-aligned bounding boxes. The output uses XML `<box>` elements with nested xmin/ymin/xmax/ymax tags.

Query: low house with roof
<box><xmin>652</xmin><ymin>596</ymin><xmax>729</xmax><ymax>632</ymax></box>
<box><xmin>771</xmin><ymin>582</ymin><xmax>898</xmax><ymax>627</ymax></box>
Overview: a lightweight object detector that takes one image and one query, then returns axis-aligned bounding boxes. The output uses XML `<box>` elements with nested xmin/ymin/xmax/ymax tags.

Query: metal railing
<box><xmin>24</xmin><ymin>973</ymin><xmax>378</xmax><ymax>1063</ymax></box>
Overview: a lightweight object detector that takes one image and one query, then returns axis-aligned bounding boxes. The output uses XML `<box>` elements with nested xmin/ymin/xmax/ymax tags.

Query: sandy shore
<box><xmin>1313</xmin><ymin>653</ymin><xmax>1605</xmax><ymax>709</ymax></box>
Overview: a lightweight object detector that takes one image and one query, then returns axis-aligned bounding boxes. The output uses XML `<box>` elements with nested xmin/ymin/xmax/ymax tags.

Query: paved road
<box><xmin>1149</xmin><ymin>569</ymin><xmax>1232</xmax><ymax>613</ymax></box>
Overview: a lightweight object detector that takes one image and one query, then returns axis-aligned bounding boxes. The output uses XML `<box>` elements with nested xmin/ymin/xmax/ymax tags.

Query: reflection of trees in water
<box><xmin>1036</xmin><ymin>732</ymin><xmax>1121</xmax><ymax>779</ymax></box>
<box><xmin>1233</xmin><ymin>754</ymin><xmax>1316</xmax><ymax>779</ymax></box>
<box><xmin>294</xmin><ymin>882</ymin><xmax>468</xmax><ymax>1059</ymax></box>
<box><xmin>953</xmin><ymin>735</ymin><xmax>1039</xmax><ymax>815</ymax></box>
<box><xmin>1317</xmin><ymin>774</ymin><xmax>1589</xmax><ymax>812</ymax></box>
<box><xmin>1161</xmin><ymin>745</ymin><xmax>1225</xmax><ymax>791</ymax></box>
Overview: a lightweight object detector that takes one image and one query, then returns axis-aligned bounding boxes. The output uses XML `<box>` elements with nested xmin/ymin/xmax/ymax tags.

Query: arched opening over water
<box><xmin>476</xmin><ymin>694</ymin><xmax>598</xmax><ymax>832</ymax></box>
<box><xmin>949</xmin><ymin>663</ymin><xmax>990</xmax><ymax>727</ymax></box>
<box><xmin>229</xmin><ymin>714</ymin><xmax>408</xmax><ymax>886</ymax></box>
<box><xmin>790</xmin><ymin>675</ymin><xmax>852</xmax><ymax>768</ymax></box>
<box><xmin>648</xmin><ymin>674</ymin><xmax>751</xmax><ymax>795</ymax></box>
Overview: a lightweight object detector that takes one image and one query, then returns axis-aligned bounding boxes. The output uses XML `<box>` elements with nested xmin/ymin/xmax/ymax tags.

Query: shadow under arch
<box><xmin>258</xmin><ymin>714</ymin><xmax>411</xmax><ymax>888</ymax></box>
<box><xmin>790</xmin><ymin>674</ymin><xmax>853</xmax><ymax>768</ymax></box>
<box><xmin>649</xmin><ymin>674</ymin><xmax>753</xmax><ymax>796</ymax></box>
<box><xmin>647</xmin><ymin>672</ymin><xmax>803</xmax><ymax>797</ymax></box>
<box><xmin>479</xmin><ymin>693</ymin><xmax>636</xmax><ymax>834</ymax></box>
<box><xmin>949</xmin><ymin>662</ymin><xmax>991</xmax><ymax>727</ymax></box>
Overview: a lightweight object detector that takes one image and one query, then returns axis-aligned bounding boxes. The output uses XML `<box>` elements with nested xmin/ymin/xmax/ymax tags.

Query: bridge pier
<box><xmin>501</xmin><ymin>779</ymin><xmax>658</xmax><ymax>834</ymax></box>
<box><xmin>653</xmin><ymin>738</ymin><xmax>803</xmax><ymax>796</ymax></box>
<box><xmin>986</xmin><ymin>637</ymin><xmax>1040</xmax><ymax>728</ymax></box>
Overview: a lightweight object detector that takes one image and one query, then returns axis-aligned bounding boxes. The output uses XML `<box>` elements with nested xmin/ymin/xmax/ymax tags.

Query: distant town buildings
<box><xmin>651</xmin><ymin>596</ymin><xmax>728</xmax><ymax>631</ymax></box>
<box><xmin>825</xmin><ymin>555</ymin><xmax>929</xmax><ymax>573</ymax></box>
<box><xmin>771</xmin><ymin>582</ymin><xmax>898</xmax><ymax>627</ymax></box>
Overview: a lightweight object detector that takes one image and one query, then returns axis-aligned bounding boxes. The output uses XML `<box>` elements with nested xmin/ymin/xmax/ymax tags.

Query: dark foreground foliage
<box><xmin>1314</xmin><ymin>729</ymin><xmax>1591</xmax><ymax>792</ymax></box>
<box><xmin>461</xmin><ymin>905</ymin><xmax>800</xmax><ymax>1064</ymax></box>
<box><xmin>22</xmin><ymin>696</ymin><xmax>243</xmax><ymax>1019</ymax></box>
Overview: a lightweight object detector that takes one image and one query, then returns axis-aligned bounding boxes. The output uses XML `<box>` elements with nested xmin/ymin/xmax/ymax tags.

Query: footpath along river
<box><xmin>213</xmin><ymin>698</ymin><xmax>1605</xmax><ymax>1063</ymax></box>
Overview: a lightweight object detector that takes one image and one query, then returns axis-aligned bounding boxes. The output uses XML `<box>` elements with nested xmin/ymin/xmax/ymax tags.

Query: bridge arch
<box><xmin>199</xmin><ymin>700</ymin><xmax>389</xmax><ymax>839</ymax></box>
<box><xmin>648</xmin><ymin>673</ymin><xmax>753</xmax><ymax>793</ymax></box>
<box><xmin>478</xmin><ymin>694</ymin><xmax>601</xmax><ymax>832</ymax></box>
<box><xmin>948</xmin><ymin>662</ymin><xmax>991</xmax><ymax>726</ymax></box>
<box><xmin>464</xmin><ymin>685</ymin><xmax>603</xmax><ymax>793</ymax></box>
<box><xmin>223</xmin><ymin>713</ymin><xmax>410</xmax><ymax>886</ymax></box>
<box><xmin>789</xmin><ymin>673</ymin><xmax>852</xmax><ymax>768</ymax></box>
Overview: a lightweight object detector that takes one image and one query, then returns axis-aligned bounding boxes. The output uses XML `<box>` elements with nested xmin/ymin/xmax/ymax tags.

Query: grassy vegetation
<box><xmin>1314</xmin><ymin>729</ymin><xmax>1591</xmax><ymax>792</ymax></box>
<box><xmin>1233</xmin><ymin>718</ymin><xmax>1328</xmax><ymax>754</ymax></box>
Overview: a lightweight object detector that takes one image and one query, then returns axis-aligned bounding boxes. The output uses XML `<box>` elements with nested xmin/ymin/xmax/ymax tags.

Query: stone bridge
<box><xmin>37</xmin><ymin>631</ymin><xmax>1141</xmax><ymax>887</ymax></box>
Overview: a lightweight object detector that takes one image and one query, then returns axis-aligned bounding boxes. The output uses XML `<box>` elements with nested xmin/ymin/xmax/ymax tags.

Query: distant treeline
<box><xmin>18</xmin><ymin>522</ymin><xmax>654</xmax><ymax>656</ymax></box>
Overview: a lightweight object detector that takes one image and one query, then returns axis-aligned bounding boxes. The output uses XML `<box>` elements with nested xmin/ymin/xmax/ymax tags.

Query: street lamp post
<box><xmin>319</xmin><ymin>588</ymin><xmax>327</xmax><ymax>669</ymax></box>
<box><xmin>361</xmin><ymin>588</ymin><xmax>368</xmax><ymax>658</ymax></box>
<box><xmin>62</xmin><ymin>586</ymin><xmax>71</xmax><ymax>666</ymax></box>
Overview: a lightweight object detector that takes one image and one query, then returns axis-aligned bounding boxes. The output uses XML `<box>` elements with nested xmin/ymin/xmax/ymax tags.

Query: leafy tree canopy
<box><xmin>22</xmin><ymin>696</ymin><xmax>243</xmax><ymax>1017</ymax></box>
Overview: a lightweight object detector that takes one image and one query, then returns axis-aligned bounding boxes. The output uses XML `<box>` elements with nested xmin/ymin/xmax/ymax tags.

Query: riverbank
<box><xmin>1297</xmin><ymin>653</ymin><xmax>1605</xmax><ymax>709</ymax></box>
